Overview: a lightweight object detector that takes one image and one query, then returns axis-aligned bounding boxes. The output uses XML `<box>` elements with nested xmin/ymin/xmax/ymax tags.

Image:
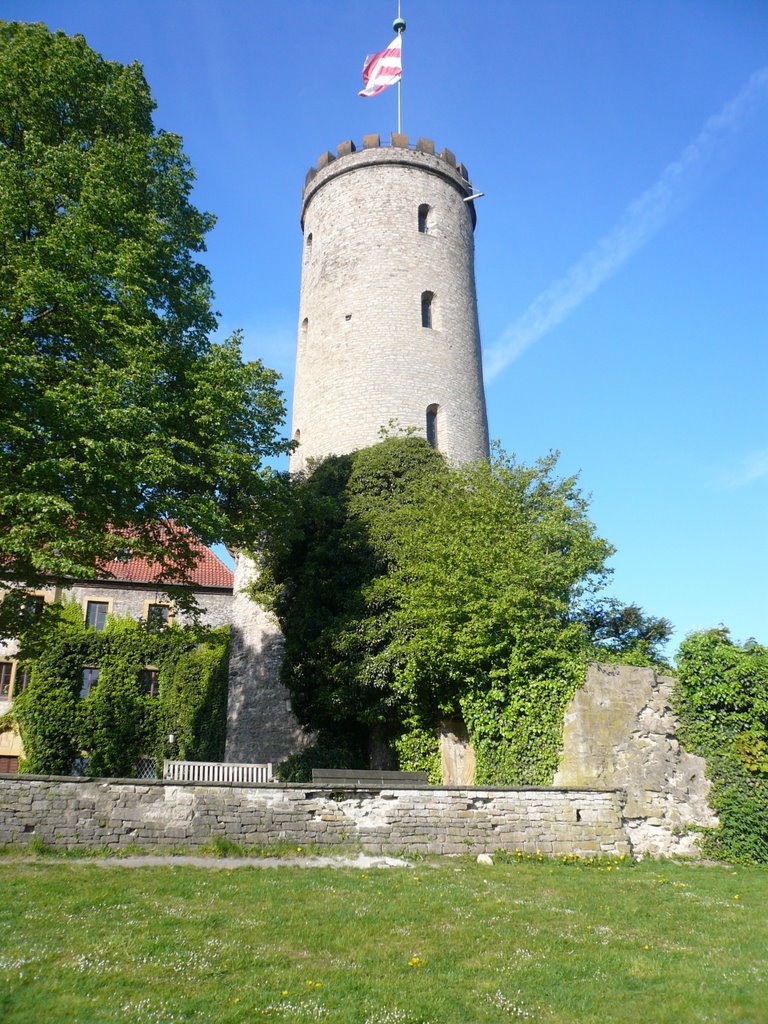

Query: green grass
<box><xmin>0</xmin><ymin>839</ymin><xmax>333</xmax><ymax>860</ymax></box>
<box><xmin>1</xmin><ymin>857</ymin><xmax>766</xmax><ymax>1023</ymax></box>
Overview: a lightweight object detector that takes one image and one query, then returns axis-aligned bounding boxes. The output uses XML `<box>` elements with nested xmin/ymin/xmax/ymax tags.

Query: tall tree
<box><xmin>0</xmin><ymin>23</ymin><xmax>291</xmax><ymax>619</ymax></box>
<box><xmin>257</xmin><ymin>440</ymin><xmax>614</xmax><ymax>783</ymax></box>
<box><xmin>579</xmin><ymin>599</ymin><xmax>673</xmax><ymax>668</ymax></box>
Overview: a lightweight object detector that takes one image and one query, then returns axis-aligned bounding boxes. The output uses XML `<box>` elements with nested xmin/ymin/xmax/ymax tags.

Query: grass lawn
<box><xmin>1</xmin><ymin>853</ymin><xmax>766</xmax><ymax>1023</ymax></box>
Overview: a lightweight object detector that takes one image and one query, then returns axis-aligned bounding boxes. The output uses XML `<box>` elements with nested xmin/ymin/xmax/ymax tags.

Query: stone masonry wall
<box><xmin>291</xmin><ymin>137</ymin><xmax>489</xmax><ymax>471</ymax></box>
<box><xmin>225</xmin><ymin>553</ymin><xmax>310</xmax><ymax>764</ymax></box>
<box><xmin>554</xmin><ymin>663</ymin><xmax>717</xmax><ymax>857</ymax></box>
<box><xmin>0</xmin><ymin>777</ymin><xmax>630</xmax><ymax>858</ymax></box>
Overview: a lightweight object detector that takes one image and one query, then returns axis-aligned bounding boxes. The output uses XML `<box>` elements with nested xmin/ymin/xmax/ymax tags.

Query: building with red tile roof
<box><xmin>1</xmin><ymin>536</ymin><xmax>234</xmax><ymax>771</ymax></box>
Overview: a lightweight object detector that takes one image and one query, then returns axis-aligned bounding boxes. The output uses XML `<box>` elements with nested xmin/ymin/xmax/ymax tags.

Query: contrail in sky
<box><xmin>723</xmin><ymin>448</ymin><xmax>768</xmax><ymax>489</ymax></box>
<box><xmin>483</xmin><ymin>67</ymin><xmax>768</xmax><ymax>382</ymax></box>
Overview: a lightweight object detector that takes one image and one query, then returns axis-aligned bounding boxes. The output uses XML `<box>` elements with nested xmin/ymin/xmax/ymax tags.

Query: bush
<box><xmin>674</xmin><ymin>628</ymin><xmax>768</xmax><ymax>863</ymax></box>
<box><xmin>274</xmin><ymin>741</ymin><xmax>365</xmax><ymax>783</ymax></box>
<box><xmin>256</xmin><ymin>440</ymin><xmax>613</xmax><ymax>785</ymax></box>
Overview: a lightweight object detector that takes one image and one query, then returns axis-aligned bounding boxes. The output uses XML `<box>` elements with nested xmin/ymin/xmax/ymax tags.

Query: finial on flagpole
<box><xmin>393</xmin><ymin>16</ymin><xmax>406</xmax><ymax>33</ymax></box>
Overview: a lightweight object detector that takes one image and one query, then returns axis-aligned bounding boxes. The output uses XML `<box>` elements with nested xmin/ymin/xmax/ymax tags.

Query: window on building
<box><xmin>14</xmin><ymin>665</ymin><xmax>31</xmax><ymax>695</ymax></box>
<box><xmin>418</xmin><ymin>204</ymin><xmax>430</xmax><ymax>233</ymax></box>
<box><xmin>20</xmin><ymin>594</ymin><xmax>45</xmax><ymax>620</ymax></box>
<box><xmin>140</xmin><ymin>668</ymin><xmax>160</xmax><ymax>698</ymax></box>
<box><xmin>0</xmin><ymin>663</ymin><xmax>12</xmax><ymax>700</ymax></box>
<box><xmin>80</xmin><ymin>667</ymin><xmax>100</xmax><ymax>698</ymax></box>
<box><xmin>426</xmin><ymin>404</ymin><xmax>439</xmax><ymax>449</ymax></box>
<box><xmin>146</xmin><ymin>603</ymin><xmax>170</xmax><ymax>629</ymax></box>
<box><xmin>85</xmin><ymin>601</ymin><xmax>109</xmax><ymax>631</ymax></box>
<box><xmin>306</xmin><ymin>232</ymin><xmax>313</xmax><ymax>258</ymax></box>
<box><xmin>421</xmin><ymin>291</ymin><xmax>434</xmax><ymax>329</ymax></box>
<box><xmin>301</xmin><ymin>317</ymin><xmax>308</xmax><ymax>342</ymax></box>
<box><xmin>0</xmin><ymin>756</ymin><xmax>19</xmax><ymax>774</ymax></box>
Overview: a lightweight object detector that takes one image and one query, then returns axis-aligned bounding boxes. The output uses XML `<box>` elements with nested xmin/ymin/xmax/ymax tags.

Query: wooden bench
<box><xmin>311</xmin><ymin>768</ymin><xmax>429</xmax><ymax>788</ymax></box>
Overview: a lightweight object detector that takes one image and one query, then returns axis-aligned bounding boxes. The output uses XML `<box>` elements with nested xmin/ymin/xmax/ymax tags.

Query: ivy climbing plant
<box><xmin>674</xmin><ymin>628</ymin><xmax>768</xmax><ymax>864</ymax></box>
<box><xmin>8</xmin><ymin>600</ymin><xmax>229</xmax><ymax>777</ymax></box>
<box><xmin>256</xmin><ymin>438</ymin><xmax>618</xmax><ymax>784</ymax></box>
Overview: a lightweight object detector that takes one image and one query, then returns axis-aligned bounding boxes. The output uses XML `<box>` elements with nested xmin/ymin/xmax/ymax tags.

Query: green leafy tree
<box><xmin>579</xmin><ymin>599</ymin><xmax>673</xmax><ymax>668</ymax></box>
<box><xmin>259</xmin><ymin>439</ymin><xmax>614</xmax><ymax>783</ymax></box>
<box><xmin>0</xmin><ymin>22</ymin><xmax>291</xmax><ymax>629</ymax></box>
<box><xmin>675</xmin><ymin>627</ymin><xmax>768</xmax><ymax>863</ymax></box>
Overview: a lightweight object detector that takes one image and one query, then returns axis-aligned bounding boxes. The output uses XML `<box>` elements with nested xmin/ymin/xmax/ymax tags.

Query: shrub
<box><xmin>674</xmin><ymin>628</ymin><xmax>768</xmax><ymax>863</ymax></box>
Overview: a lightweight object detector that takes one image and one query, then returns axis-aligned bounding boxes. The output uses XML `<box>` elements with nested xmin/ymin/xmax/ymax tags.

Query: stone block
<box><xmin>163</xmin><ymin>826</ymin><xmax>189</xmax><ymax>840</ymax></box>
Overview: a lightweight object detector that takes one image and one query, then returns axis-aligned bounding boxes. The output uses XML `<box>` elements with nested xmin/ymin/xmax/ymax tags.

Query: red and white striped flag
<box><xmin>359</xmin><ymin>35</ymin><xmax>402</xmax><ymax>97</ymax></box>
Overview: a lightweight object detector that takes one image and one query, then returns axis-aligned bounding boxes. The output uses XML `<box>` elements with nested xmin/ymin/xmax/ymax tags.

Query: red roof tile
<box><xmin>98</xmin><ymin>529</ymin><xmax>233</xmax><ymax>590</ymax></box>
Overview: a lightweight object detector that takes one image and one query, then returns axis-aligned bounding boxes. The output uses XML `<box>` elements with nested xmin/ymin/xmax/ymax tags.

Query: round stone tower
<box><xmin>290</xmin><ymin>133</ymin><xmax>489</xmax><ymax>471</ymax></box>
<box><xmin>226</xmin><ymin>134</ymin><xmax>491</xmax><ymax>767</ymax></box>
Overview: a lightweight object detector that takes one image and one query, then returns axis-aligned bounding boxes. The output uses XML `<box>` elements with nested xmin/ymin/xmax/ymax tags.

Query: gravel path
<box><xmin>24</xmin><ymin>853</ymin><xmax>414</xmax><ymax>870</ymax></box>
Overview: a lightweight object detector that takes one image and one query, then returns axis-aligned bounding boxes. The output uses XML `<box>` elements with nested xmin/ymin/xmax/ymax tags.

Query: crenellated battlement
<box><xmin>304</xmin><ymin>133</ymin><xmax>471</xmax><ymax>190</ymax></box>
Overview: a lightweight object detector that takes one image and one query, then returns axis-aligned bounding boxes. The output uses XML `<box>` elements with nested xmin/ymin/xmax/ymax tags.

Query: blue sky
<box><xmin>6</xmin><ymin>1</ymin><xmax>767</xmax><ymax>653</ymax></box>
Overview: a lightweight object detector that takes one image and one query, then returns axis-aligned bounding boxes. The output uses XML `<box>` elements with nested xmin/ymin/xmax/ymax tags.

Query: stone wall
<box><xmin>0</xmin><ymin>776</ymin><xmax>630</xmax><ymax>858</ymax></box>
<box><xmin>439</xmin><ymin>719</ymin><xmax>476</xmax><ymax>785</ymax></box>
<box><xmin>225</xmin><ymin>553</ymin><xmax>310</xmax><ymax>764</ymax></box>
<box><xmin>555</xmin><ymin>663</ymin><xmax>717</xmax><ymax>857</ymax></box>
<box><xmin>60</xmin><ymin>581</ymin><xmax>233</xmax><ymax>630</ymax></box>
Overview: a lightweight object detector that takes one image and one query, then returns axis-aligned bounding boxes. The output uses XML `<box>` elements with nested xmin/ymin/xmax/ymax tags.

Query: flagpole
<box><xmin>393</xmin><ymin>4</ymin><xmax>406</xmax><ymax>134</ymax></box>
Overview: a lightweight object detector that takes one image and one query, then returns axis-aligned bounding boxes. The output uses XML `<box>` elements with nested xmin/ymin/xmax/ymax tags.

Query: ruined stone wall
<box><xmin>0</xmin><ymin>776</ymin><xmax>629</xmax><ymax>857</ymax></box>
<box><xmin>555</xmin><ymin>663</ymin><xmax>717</xmax><ymax>857</ymax></box>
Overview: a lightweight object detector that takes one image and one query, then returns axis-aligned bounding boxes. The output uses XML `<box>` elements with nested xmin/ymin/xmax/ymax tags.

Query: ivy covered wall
<box><xmin>4</xmin><ymin>600</ymin><xmax>229</xmax><ymax>777</ymax></box>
